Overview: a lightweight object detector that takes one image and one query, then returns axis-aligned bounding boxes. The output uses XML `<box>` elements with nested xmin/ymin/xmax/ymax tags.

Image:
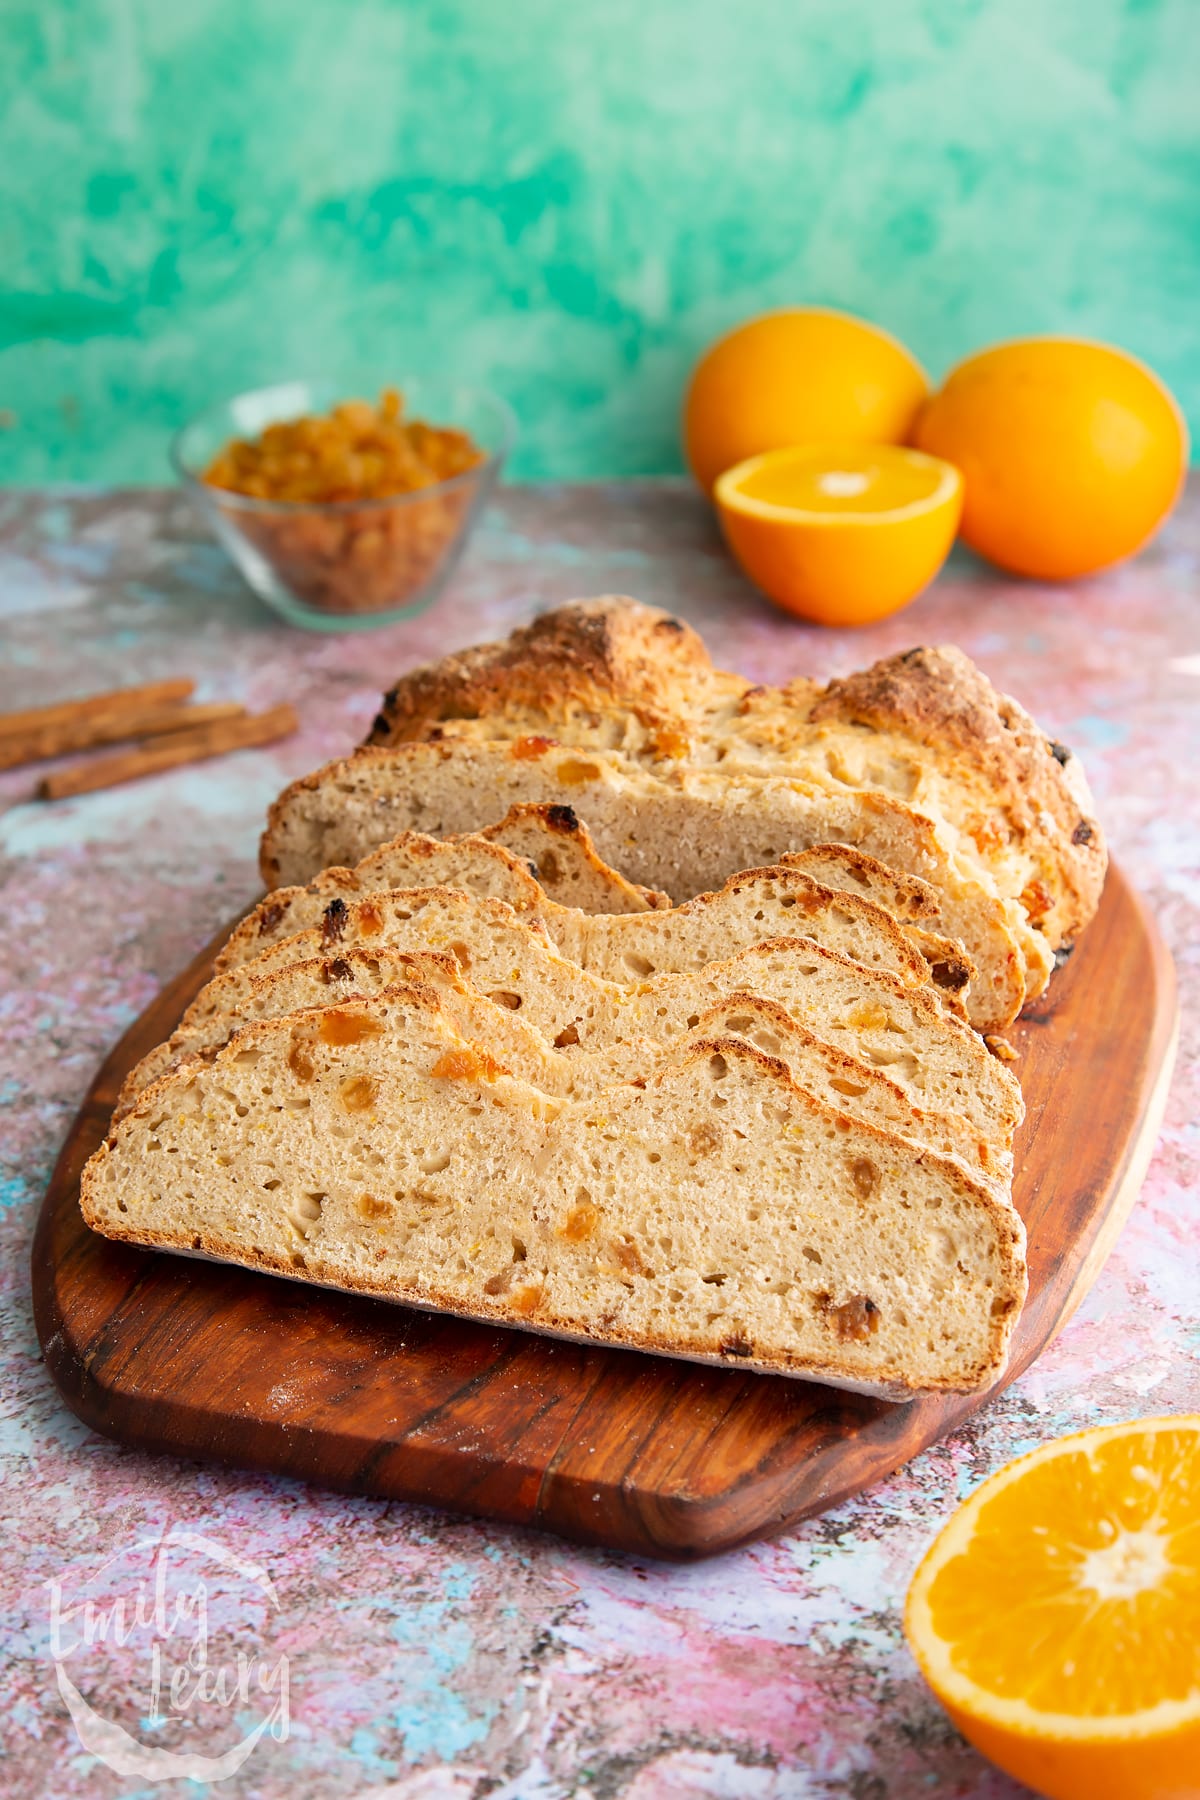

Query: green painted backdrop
<box><xmin>2</xmin><ymin>0</ymin><xmax>1197</xmax><ymax>481</ymax></box>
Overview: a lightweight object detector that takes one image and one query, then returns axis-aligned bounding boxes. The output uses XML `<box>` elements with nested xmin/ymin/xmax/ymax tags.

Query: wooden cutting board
<box><xmin>33</xmin><ymin>865</ymin><xmax>1177</xmax><ymax>1560</ymax></box>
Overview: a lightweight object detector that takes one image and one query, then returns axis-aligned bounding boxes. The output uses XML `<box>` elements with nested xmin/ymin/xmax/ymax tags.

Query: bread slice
<box><xmin>539</xmin><ymin>864</ymin><xmax>968</xmax><ymax>1000</ymax></box>
<box><xmin>170</xmin><ymin>904</ymin><xmax>1021</xmax><ymax>1147</ymax></box>
<box><xmin>535</xmin><ymin>935</ymin><xmax>1021</xmax><ymax>1148</ymax></box>
<box><xmin>207</xmin><ymin>877</ymin><xmax>949</xmax><ymax>1049</ymax></box>
<box><xmin>217</xmin><ymin>834</ymin><xmax>544</xmax><ymax>975</ymax></box>
<box><xmin>261</xmin><ymin>740</ymin><xmax>1025</xmax><ymax>1027</ymax></box>
<box><xmin>118</xmin><ymin>948</ymin><xmax>536</xmax><ymax>1120</ymax></box>
<box><xmin>477</xmin><ymin>802</ymin><xmax>670</xmax><ymax>912</ymax></box>
<box><xmin>83</xmin><ymin>987</ymin><xmax>1026</xmax><ymax>1398</ymax></box>
<box><xmin>219</xmin><ymin>807</ymin><xmax>669</xmax><ymax>977</ymax></box>
<box><xmin>226</xmin><ymin>853</ymin><xmax>963</xmax><ymax>999</ymax></box>
<box><xmin>225</xmin><ymin>831</ymin><xmax>969</xmax><ymax>1041</ymax></box>
<box><xmin>364</xmin><ymin>599</ymin><xmax>1106</xmax><ymax>970</ymax></box>
<box><xmin>777</xmin><ymin>844</ymin><xmax>938</xmax><ymax>922</ymax></box>
<box><xmin>116</xmin><ymin>947</ymin><xmax>1003</xmax><ymax>1186</ymax></box>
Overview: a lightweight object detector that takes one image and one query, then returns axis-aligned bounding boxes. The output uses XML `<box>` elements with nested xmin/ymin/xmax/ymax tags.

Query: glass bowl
<box><xmin>171</xmin><ymin>378</ymin><xmax>515</xmax><ymax>632</ymax></box>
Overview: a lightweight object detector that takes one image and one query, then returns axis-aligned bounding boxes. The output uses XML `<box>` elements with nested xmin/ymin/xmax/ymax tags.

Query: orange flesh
<box><xmin>734</xmin><ymin>453</ymin><xmax>942</xmax><ymax>513</ymax></box>
<box><xmin>924</xmin><ymin>1426</ymin><xmax>1200</xmax><ymax>1717</ymax></box>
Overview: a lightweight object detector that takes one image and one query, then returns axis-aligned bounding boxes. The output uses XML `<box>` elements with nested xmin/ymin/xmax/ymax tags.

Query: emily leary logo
<box><xmin>46</xmin><ymin>1529</ymin><xmax>289</xmax><ymax>1783</ymax></box>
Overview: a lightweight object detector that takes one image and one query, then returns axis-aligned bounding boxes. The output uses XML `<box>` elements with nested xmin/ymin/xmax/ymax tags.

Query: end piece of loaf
<box><xmin>363</xmin><ymin>599</ymin><xmax>1106</xmax><ymax>967</ymax></box>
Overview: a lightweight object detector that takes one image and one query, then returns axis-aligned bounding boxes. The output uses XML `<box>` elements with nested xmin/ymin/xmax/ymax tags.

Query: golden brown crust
<box><xmin>807</xmin><ymin>646</ymin><xmax>1107</xmax><ymax>943</ymax></box>
<box><xmin>366</xmin><ymin>597</ymin><xmax>724</xmax><ymax>744</ymax></box>
<box><xmin>778</xmin><ymin>845</ymin><xmax>939</xmax><ymax>921</ymax></box>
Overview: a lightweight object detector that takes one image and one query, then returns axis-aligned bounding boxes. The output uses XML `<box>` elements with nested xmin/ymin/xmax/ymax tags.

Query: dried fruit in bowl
<box><xmin>200</xmin><ymin>389</ymin><xmax>487</xmax><ymax>618</ymax></box>
<box><xmin>202</xmin><ymin>388</ymin><xmax>484</xmax><ymax>503</ymax></box>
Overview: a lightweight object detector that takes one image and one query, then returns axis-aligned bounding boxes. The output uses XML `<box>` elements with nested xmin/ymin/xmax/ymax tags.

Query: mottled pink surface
<box><xmin>1</xmin><ymin>482</ymin><xmax>1197</xmax><ymax>1799</ymax></box>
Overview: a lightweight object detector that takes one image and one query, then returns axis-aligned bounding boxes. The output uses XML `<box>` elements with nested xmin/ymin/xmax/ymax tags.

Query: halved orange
<box><xmin>905</xmin><ymin>1416</ymin><xmax>1200</xmax><ymax>1800</ymax></box>
<box><xmin>714</xmin><ymin>443</ymin><xmax>962</xmax><ymax>627</ymax></box>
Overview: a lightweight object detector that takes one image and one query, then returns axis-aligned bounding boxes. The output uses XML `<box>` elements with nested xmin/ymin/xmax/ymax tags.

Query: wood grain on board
<box><xmin>32</xmin><ymin>864</ymin><xmax>1177</xmax><ymax>1560</ymax></box>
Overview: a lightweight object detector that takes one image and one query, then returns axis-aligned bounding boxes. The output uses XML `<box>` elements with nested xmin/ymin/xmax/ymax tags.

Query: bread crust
<box><xmin>367</xmin><ymin>596</ymin><xmax>730</xmax><ymax>742</ymax></box>
<box><xmin>804</xmin><ymin>646</ymin><xmax>1106</xmax><ymax>945</ymax></box>
<box><xmin>778</xmin><ymin>845</ymin><xmax>939</xmax><ymax>921</ymax></box>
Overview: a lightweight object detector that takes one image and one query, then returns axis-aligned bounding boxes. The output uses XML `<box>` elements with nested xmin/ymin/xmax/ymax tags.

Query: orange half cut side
<box><xmin>905</xmin><ymin>1415</ymin><xmax>1200</xmax><ymax>1800</ymax></box>
<box><xmin>714</xmin><ymin>443</ymin><xmax>962</xmax><ymax>627</ymax></box>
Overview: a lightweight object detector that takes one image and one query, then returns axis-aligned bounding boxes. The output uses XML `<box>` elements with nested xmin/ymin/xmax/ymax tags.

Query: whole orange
<box><xmin>683</xmin><ymin>308</ymin><xmax>929</xmax><ymax>493</ymax></box>
<box><xmin>914</xmin><ymin>337</ymin><xmax>1188</xmax><ymax>580</ymax></box>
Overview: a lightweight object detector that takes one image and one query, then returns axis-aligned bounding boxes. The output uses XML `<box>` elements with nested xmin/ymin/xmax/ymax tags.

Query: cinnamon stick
<box><xmin>0</xmin><ymin>678</ymin><xmax>195</xmax><ymax>742</ymax></box>
<box><xmin>38</xmin><ymin>706</ymin><xmax>299</xmax><ymax>801</ymax></box>
<box><xmin>0</xmin><ymin>700</ymin><xmax>246</xmax><ymax>773</ymax></box>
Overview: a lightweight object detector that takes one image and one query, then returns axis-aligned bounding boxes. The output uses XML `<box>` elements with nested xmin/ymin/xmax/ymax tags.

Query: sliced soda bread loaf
<box><xmin>363</xmin><ymin>598</ymin><xmax>1105</xmax><ymax>972</ymax></box>
<box><xmin>82</xmin><ymin>988</ymin><xmax>1026</xmax><ymax>1398</ymax></box>
<box><xmin>116</xmin><ymin>947</ymin><xmax>1002</xmax><ymax>1185</ymax></box>
<box><xmin>260</xmin><ymin>741</ymin><xmax>1025</xmax><ymax>1026</ymax></box>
